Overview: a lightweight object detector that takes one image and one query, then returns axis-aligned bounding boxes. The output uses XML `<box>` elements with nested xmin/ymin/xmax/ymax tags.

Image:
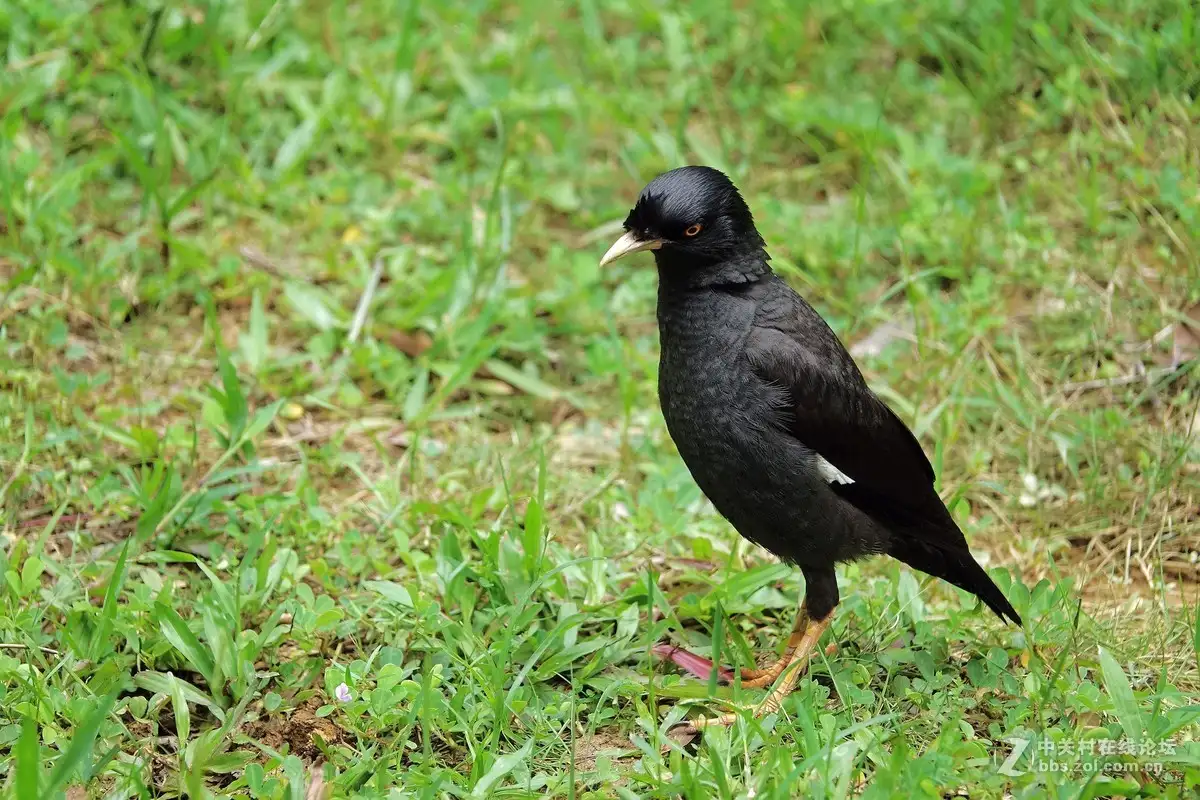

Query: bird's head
<box><xmin>599</xmin><ymin>166</ymin><xmax>766</xmax><ymax>273</ymax></box>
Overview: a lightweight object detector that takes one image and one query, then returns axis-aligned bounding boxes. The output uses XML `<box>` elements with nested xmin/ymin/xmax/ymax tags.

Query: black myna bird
<box><xmin>600</xmin><ymin>166</ymin><xmax>1020</xmax><ymax>732</ymax></box>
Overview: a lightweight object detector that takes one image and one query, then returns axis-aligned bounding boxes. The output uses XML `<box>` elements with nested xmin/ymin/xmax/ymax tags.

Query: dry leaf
<box><xmin>1171</xmin><ymin>301</ymin><xmax>1200</xmax><ymax>366</ymax></box>
<box><xmin>305</xmin><ymin>762</ymin><xmax>329</xmax><ymax>800</ymax></box>
<box><xmin>391</xmin><ymin>330</ymin><xmax>433</xmax><ymax>358</ymax></box>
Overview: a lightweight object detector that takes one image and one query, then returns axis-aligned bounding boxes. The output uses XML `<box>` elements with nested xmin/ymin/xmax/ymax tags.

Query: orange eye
<box><xmin>684</xmin><ymin>223</ymin><xmax>702</xmax><ymax>237</ymax></box>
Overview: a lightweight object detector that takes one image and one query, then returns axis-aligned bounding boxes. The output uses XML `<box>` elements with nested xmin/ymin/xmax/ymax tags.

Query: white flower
<box><xmin>335</xmin><ymin>683</ymin><xmax>352</xmax><ymax>703</ymax></box>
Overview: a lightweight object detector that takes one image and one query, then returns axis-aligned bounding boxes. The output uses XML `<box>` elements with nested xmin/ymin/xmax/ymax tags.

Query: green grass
<box><xmin>2</xmin><ymin>0</ymin><xmax>1199</xmax><ymax>797</ymax></box>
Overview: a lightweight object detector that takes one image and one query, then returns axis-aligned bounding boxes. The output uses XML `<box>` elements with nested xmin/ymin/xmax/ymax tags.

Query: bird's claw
<box><xmin>661</xmin><ymin>711</ymin><xmax>741</xmax><ymax>751</ymax></box>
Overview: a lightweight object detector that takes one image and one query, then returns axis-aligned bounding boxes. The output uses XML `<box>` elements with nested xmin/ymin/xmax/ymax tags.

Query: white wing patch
<box><xmin>816</xmin><ymin>455</ymin><xmax>855</xmax><ymax>485</ymax></box>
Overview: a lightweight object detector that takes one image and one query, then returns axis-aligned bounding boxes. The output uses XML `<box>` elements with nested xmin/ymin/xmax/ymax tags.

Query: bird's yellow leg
<box><xmin>736</xmin><ymin>604</ymin><xmax>809</xmax><ymax>688</ymax></box>
<box><xmin>681</xmin><ymin>611</ymin><xmax>833</xmax><ymax>733</ymax></box>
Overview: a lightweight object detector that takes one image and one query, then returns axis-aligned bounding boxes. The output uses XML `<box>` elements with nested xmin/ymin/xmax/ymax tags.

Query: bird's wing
<box><xmin>745</xmin><ymin>323</ymin><xmax>959</xmax><ymax>535</ymax></box>
<box><xmin>744</xmin><ymin>295</ymin><xmax>1020</xmax><ymax>625</ymax></box>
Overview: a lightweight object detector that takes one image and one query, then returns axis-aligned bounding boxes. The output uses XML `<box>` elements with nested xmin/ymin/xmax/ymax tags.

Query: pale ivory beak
<box><xmin>599</xmin><ymin>230</ymin><xmax>663</xmax><ymax>267</ymax></box>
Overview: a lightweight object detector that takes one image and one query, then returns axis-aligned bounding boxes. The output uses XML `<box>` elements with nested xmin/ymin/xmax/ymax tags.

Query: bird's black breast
<box><xmin>655</xmin><ymin>282</ymin><xmax>874</xmax><ymax>565</ymax></box>
<box><xmin>652</xmin><ymin>284</ymin><xmax>830</xmax><ymax>561</ymax></box>
<box><xmin>656</xmin><ymin>284</ymin><xmax>770</xmax><ymax>446</ymax></box>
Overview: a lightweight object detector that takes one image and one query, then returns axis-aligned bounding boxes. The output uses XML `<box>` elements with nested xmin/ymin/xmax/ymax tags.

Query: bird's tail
<box><xmin>888</xmin><ymin>539</ymin><xmax>1022</xmax><ymax>625</ymax></box>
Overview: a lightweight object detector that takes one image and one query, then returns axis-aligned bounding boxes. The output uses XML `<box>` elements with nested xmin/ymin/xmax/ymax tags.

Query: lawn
<box><xmin>1</xmin><ymin>0</ymin><xmax>1198</xmax><ymax>797</ymax></box>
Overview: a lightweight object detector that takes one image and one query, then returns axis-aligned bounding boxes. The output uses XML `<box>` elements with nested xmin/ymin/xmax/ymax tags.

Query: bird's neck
<box><xmin>654</xmin><ymin>242</ymin><xmax>771</xmax><ymax>290</ymax></box>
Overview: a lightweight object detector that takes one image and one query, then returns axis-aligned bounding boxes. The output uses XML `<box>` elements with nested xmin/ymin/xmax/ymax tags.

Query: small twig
<box><xmin>0</xmin><ymin>643</ymin><xmax>60</xmax><ymax>656</ymax></box>
<box><xmin>346</xmin><ymin>256</ymin><xmax>386</xmax><ymax>347</ymax></box>
<box><xmin>237</xmin><ymin>245</ymin><xmax>305</xmax><ymax>280</ymax></box>
<box><xmin>3</xmin><ymin>49</ymin><xmax>68</xmax><ymax>72</ymax></box>
<box><xmin>1061</xmin><ymin>364</ymin><xmax>1181</xmax><ymax>394</ymax></box>
<box><xmin>12</xmin><ymin>512</ymin><xmax>93</xmax><ymax>531</ymax></box>
<box><xmin>1145</xmin><ymin>202</ymin><xmax>1191</xmax><ymax>259</ymax></box>
<box><xmin>973</xmin><ymin>492</ymin><xmax>1022</xmax><ymax>539</ymax></box>
<box><xmin>1100</xmin><ymin>93</ymin><xmax>1135</xmax><ymax>149</ymax></box>
<box><xmin>561</xmin><ymin>470</ymin><xmax>621</xmax><ymax>516</ymax></box>
<box><xmin>606</xmin><ymin>533</ymin><xmax>656</xmax><ymax>563</ymax></box>
<box><xmin>1120</xmin><ymin>324</ymin><xmax>1176</xmax><ymax>354</ymax></box>
<box><xmin>238</xmin><ymin>245</ymin><xmax>277</xmax><ymax>270</ymax></box>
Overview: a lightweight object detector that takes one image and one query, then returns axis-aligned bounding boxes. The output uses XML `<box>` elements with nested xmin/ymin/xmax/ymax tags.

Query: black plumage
<box><xmin>600</xmin><ymin>166</ymin><xmax>1020</xmax><ymax>730</ymax></box>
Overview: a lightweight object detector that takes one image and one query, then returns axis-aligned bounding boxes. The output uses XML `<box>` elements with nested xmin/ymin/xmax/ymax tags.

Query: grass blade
<box><xmin>45</xmin><ymin>695</ymin><xmax>116</xmax><ymax>795</ymax></box>
<box><xmin>156</xmin><ymin>602</ymin><xmax>218</xmax><ymax>695</ymax></box>
<box><xmin>469</xmin><ymin>737</ymin><xmax>533</xmax><ymax>799</ymax></box>
<box><xmin>15</xmin><ymin>717</ymin><xmax>40</xmax><ymax>800</ymax></box>
<box><xmin>1098</xmin><ymin>647</ymin><xmax>1144</xmax><ymax>743</ymax></box>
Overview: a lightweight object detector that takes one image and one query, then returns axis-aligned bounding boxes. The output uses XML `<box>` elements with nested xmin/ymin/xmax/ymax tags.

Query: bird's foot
<box><xmin>650</xmin><ymin>644</ymin><xmax>797</xmax><ymax>687</ymax></box>
<box><xmin>666</xmin><ymin>615</ymin><xmax>834</xmax><ymax>740</ymax></box>
<box><xmin>651</xmin><ymin>640</ymin><xmax>835</xmax><ymax>688</ymax></box>
<box><xmin>653</xmin><ymin>608</ymin><xmax>814</xmax><ymax>686</ymax></box>
<box><xmin>667</xmin><ymin>664</ymin><xmax>801</xmax><ymax>738</ymax></box>
<box><xmin>650</xmin><ymin>646</ymin><xmax>812</xmax><ymax>687</ymax></box>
